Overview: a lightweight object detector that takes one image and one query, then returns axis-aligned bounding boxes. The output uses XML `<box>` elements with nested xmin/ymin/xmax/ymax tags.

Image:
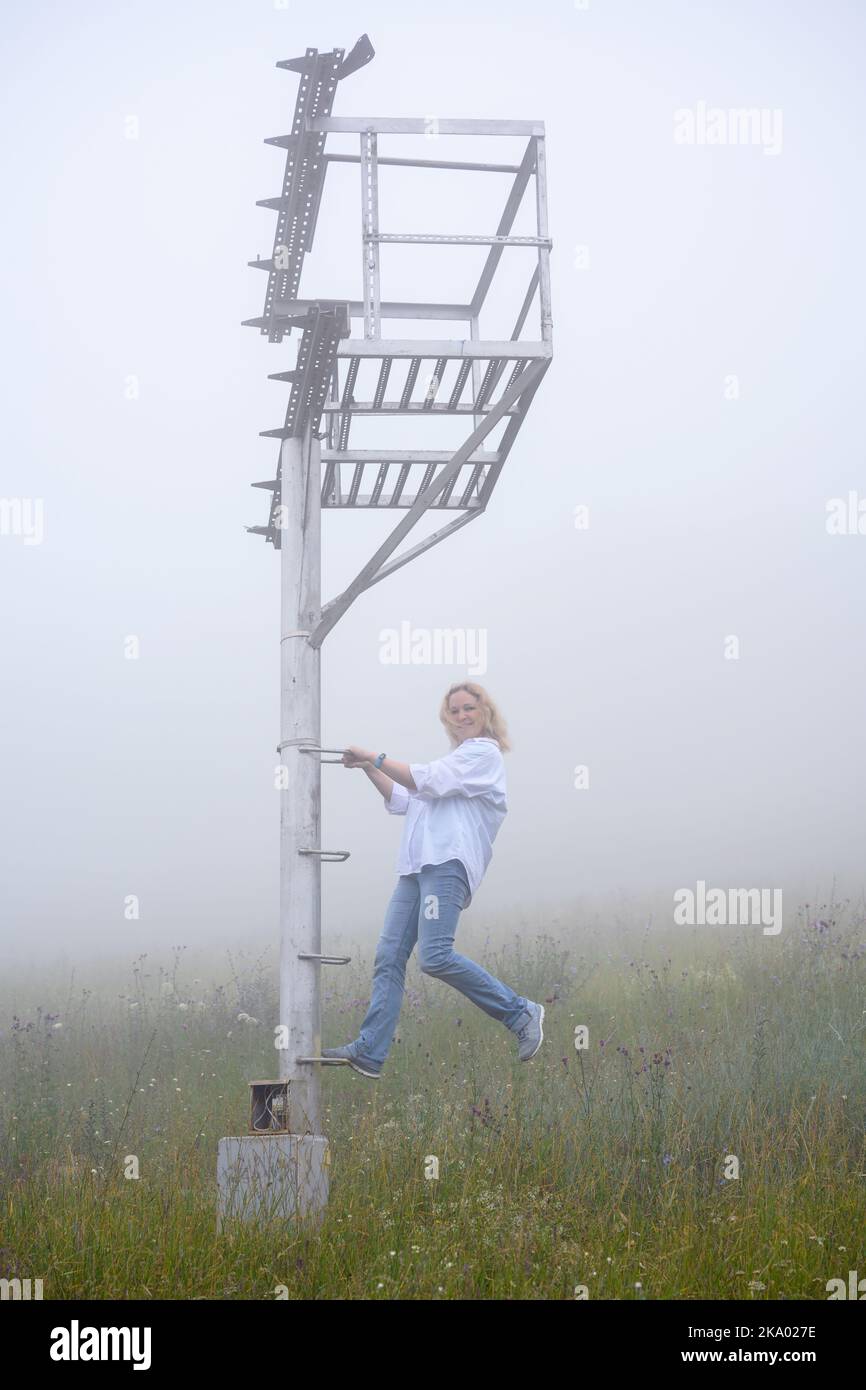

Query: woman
<box><xmin>322</xmin><ymin>681</ymin><xmax>544</xmax><ymax>1078</ymax></box>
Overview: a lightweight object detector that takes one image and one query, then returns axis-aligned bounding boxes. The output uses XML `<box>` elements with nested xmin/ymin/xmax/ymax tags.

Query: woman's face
<box><xmin>447</xmin><ymin>690</ymin><xmax>486</xmax><ymax>742</ymax></box>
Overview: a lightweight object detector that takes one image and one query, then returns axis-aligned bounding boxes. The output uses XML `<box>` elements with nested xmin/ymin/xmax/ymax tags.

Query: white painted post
<box><xmin>278</xmin><ymin>420</ymin><xmax>323</xmax><ymax>1136</ymax></box>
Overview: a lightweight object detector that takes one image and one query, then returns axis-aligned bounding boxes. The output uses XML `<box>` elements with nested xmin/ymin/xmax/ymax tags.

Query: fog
<box><xmin>2</xmin><ymin>0</ymin><xmax>864</xmax><ymax>968</ymax></box>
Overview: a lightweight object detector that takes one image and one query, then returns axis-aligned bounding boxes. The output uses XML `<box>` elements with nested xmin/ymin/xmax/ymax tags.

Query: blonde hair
<box><xmin>439</xmin><ymin>682</ymin><xmax>511</xmax><ymax>753</ymax></box>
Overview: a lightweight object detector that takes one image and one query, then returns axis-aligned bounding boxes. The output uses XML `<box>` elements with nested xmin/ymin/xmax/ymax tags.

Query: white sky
<box><xmin>1</xmin><ymin>0</ymin><xmax>865</xmax><ymax>965</ymax></box>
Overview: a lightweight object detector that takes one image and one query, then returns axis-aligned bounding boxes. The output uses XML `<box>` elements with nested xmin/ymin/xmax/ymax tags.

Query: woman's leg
<box><xmin>415</xmin><ymin>860</ymin><xmax>528</xmax><ymax>1028</ymax></box>
<box><xmin>353</xmin><ymin>874</ymin><xmax>421</xmax><ymax>1065</ymax></box>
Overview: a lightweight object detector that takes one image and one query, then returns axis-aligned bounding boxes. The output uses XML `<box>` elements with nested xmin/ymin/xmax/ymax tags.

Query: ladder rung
<box><xmin>297</xmin><ymin>952</ymin><xmax>352</xmax><ymax>965</ymax></box>
<box><xmin>299</xmin><ymin>849</ymin><xmax>350</xmax><ymax>862</ymax></box>
<box><xmin>298</xmin><ymin>746</ymin><xmax>346</xmax><ymax>762</ymax></box>
<box><xmin>372</xmin><ymin>357</ymin><xmax>392</xmax><ymax>409</ymax></box>
<box><xmin>448</xmin><ymin>357</ymin><xmax>472</xmax><ymax>409</ymax></box>
<box><xmin>423</xmin><ymin>357</ymin><xmax>448</xmax><ymax>409</ymax></box>
<box><xmin>399</xmin><ymin>357</ymin><xmax>422</xmax><ymax>409</ymax></box>
<box><xmin>296</xmin><ymin>1056</ymin><xmax>350</xmax><ymax>1065</ymax></box>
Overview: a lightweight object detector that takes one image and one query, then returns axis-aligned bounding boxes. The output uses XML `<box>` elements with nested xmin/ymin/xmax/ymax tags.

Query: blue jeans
<box><xmin>352</xmin><ymin>859</ymin><xmax>529</xmax><ymax>1066</ymax></box>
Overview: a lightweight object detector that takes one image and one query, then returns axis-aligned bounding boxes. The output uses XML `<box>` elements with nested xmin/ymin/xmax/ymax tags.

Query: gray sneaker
<box><xmin>512</xmin><ymin>1002</ymin><xmax>545</xmax><ymax>1061</ymax></box>
<box><xmin>321</xmin><ymin>1044</ymin><xmax>382</xmax><ymax>1079</ymax></box>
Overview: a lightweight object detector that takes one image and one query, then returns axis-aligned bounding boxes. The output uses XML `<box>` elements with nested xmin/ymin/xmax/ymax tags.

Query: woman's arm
<box><xmin>362</xmin><ymin>763</ymin><xmax>397</xmax><ymax>800</ymax></box>
<box><xmin>364</xmin><ymin>765</ymin><xmax>409</xmax><ymax>814</ymax></box>
<box><xmin>344</xmin><ymin>747</ymin><xmax>418</xmax><ymax>792</ymax></box>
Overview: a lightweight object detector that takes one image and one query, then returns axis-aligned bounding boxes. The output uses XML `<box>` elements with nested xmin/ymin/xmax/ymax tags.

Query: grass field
<box><xmin>1</xmin><ymin>899</ymin><xmax>864</xmax><ymax>1300</ymax></box>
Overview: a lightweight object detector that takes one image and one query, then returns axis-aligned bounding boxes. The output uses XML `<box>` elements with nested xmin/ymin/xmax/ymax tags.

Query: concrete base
<box><xmin>217</xmin><ymin>1134</ymin><xmax>330</xmax><ymax>1229</ymax></box>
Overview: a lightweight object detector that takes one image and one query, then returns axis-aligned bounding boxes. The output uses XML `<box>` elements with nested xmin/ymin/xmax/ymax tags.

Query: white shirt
<box><xmin>383</xmin><ymin>736</ymin><xmax>507</xmax><ymax>906</ymax></box>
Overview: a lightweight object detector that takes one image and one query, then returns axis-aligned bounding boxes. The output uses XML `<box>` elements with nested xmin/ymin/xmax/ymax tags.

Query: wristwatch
<box><xmin>374</xmin><ymin>752</ymin><xmax>387</xmax><ymax>769</ymax></box>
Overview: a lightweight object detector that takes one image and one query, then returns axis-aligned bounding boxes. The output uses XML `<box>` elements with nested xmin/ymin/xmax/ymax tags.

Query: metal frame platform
<box><xmin>244</xmin><ymin>37</ymin><xmax>552</xmax><ymax>648</ymax></box>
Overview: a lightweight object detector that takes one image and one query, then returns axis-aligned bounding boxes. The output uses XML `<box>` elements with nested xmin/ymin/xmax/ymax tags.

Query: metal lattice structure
<box><xmin>242</xmin><ymin>34</ymin><xmax>552</xmax><ymax>647</ymax></box>
<box><xmin>218</xmin><ymin>34</ymin><xmax>552</xmax><ymax>1228</ymax></box>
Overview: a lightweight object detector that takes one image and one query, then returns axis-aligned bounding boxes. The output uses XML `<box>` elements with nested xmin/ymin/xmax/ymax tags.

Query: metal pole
<box><xmin>360</xmin><ymin>129</ymin><xmax>381</xmax><ymax>339</ymax></box>
<box><xmin>534</xmin><ymin>134</ymin><xmax>553</xmax><ymax>345</ymax></box>
<box><xmin>278</xmin><ymin>418</ymin><xmax>322</xmax><ymax>1136</ymax></box>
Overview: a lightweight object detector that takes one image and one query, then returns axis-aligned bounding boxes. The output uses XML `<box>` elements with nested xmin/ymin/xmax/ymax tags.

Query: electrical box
<box><xmin>249</xmin><ymin>1080</ymin><xmax>290</xmax><ymax>1134</ymax></box>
